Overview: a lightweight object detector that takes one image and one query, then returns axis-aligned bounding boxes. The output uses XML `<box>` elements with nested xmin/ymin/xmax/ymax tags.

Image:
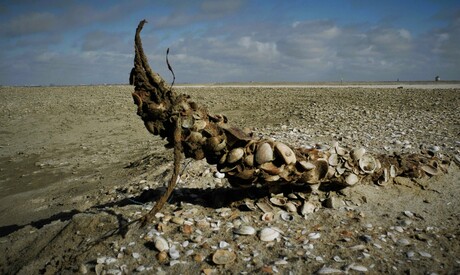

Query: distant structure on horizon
<box><xmin>435</xmin><ymin>76</ymin><xmax>440</xmax><ymax>81</ymax></box>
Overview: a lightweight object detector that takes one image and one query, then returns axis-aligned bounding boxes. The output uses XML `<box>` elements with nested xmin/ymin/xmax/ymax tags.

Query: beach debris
<box><xmin>129</xmin><ymin>19</ymin><xmax>452</xmax><ymax>224</ymax></box>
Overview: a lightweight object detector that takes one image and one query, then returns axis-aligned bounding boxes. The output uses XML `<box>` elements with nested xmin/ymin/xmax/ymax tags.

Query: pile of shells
<box><xmin>131</xmin><ymin>20</ymin><xmax>452</xmax><ymax>194</ymax></box>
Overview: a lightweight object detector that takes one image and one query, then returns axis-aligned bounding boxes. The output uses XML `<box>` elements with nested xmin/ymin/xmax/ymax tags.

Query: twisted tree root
<box><xmin>130</xmin><ymin>20</ymin><xmax>450</xmax><ymax>224</ymax></box>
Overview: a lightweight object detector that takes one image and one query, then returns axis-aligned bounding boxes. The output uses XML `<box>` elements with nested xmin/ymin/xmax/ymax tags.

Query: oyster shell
<box><xmin>255</xmin><ymin>142</ymin><xmax>274</xmax><ymax>164</ymax></box>
<box><xmin>298</xmin><ymin>160</ymin><xmax>315</xmax><ymax>171</ymax></box>
<box><xmin>421</xmin><ymin>164</ymin><xmax>439</xmax><ymax>176</ymax></box>
<box><xmin>270</xmin><ymin>197</ymin><xmax>287</xmax><ymax>206</ymax></box>
<box><xmin>328</xmin><ymin>153</ymin><xmax>339</xmax><ymax>166</ymax></box>
<box><xmin>260</xmin><ymin>162</ymin><xmax>283</xmax><ymax>175</ymax></box>
<box><xmin>274</xmin><ymin>142</ymin><xmax>296</xmax><ymax>164</ymax></box>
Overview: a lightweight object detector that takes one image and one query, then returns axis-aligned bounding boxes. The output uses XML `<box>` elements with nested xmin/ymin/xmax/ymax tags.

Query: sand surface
<box><xmin>0</xmin><ymin>85</ymin><xmax>459</xmax><ymax>274</ymax></box>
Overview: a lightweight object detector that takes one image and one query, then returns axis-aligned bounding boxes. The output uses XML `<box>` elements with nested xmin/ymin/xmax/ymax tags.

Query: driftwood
<box><xmin>130</xmin><ymin>20</ymin><xmax>449</xmax><ymax>225</ymax></box>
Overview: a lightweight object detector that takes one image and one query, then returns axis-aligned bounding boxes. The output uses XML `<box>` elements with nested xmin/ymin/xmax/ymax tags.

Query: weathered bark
<box><xmin>130</xmin><ymin>20</ymin><xmax>449</xmax><ymax>224</ymax></box>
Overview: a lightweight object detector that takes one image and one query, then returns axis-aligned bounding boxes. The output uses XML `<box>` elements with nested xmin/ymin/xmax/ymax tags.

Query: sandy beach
<box><xmin>0</xmin><ymin>84</ymin><xmax>459</xmax><ymax>274</ymax></box>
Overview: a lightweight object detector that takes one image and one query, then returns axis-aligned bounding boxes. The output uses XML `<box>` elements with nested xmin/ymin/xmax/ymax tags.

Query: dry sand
<box><xmin>0</xmin><ymin>84</ymin><xmax>459</xmax><ymax>274</ymax></box>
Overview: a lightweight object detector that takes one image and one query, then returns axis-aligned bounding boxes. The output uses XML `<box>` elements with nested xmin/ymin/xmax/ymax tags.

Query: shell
<box><xmin>280</xmin><ymin>211</ymin><xmax>294</xmax><ymax>221</ymax></box>
<box><xmin>244</xmin><ymin>154</ymin><xmax>254</xmax><ymax>166</ymax></box>
<box><xmin>264</xmin><ymin>175</ymin><xmax>280</xmax><ymax>182</ymax></box>
<box><xmin>260</xmin><ymin>162</ymin><xmax>283</xmax><ymax>175</ymax></box>
<box><xmin>328</xmin><ymin>153</ymin><xmax>339</xmax><ymax>166</ymax></box>
<box><xmin>261</xmin><ymin>212</ymin><xmax>275</xmax><ymax>221</ymax></box>
<box><xmin>351</xmin><ymin>147</ymin><xmax>366</xmax><ymax>161</ymax></box>
<box><xmin>421</xmin><ymin>165</ymin><xmax>439</xmax><ymax>176</ymax></box>
<box><xmin>192</xmin><ymin>120</ymin><xmax>207</xmax><ymax>131</ymax></box>
<box><xmin>335</xmin><ymin>146</ymin><xmax>347</xmax><ymax>156</ymax></box>
<box><xmin>301</xmin><ymin>159</ymin><xmax>328</xmax><ymax>184</ymax></box>
<box><xmin>233</xmin><ymin>225</ymin><xmax>256</xmax><ymax>235</ymax></box>
<box><xmin>274</xmin><ymin>142</ymin><xmax>296</xmax><ymax>164</ymax></box>
<box><xmin>358</xmin><ymin>155</ymin><xmax>377</xmax><ymax>174</ymax></box>
<box><xmin>284</xmin><ymin>202</ymin><xmax>297</xmax><ymax>213</ymax></box>
<box><xmin>255</xmin><ymin>143</ymin><xmax>274</xmax><ymax>164</ymax></box>
<box><xmin>153</xmin><ymin>236</ymin><xmax>170</xmax><ymax>252</ymax></box>
<box><xmin>187</xmin><ymin>131</ymin><xmax>203</xmax><ymax>144</ymax></box>
<box><xmin>259</xmin><ymin>227</ymin><xmax>280</xmax><ymax>242</ymax></box>
<box><xmin>298</xmin><ymin>161</ymin><xmax>315</xmax><ymax>171</ymax></box>
<box><xmin>212</xmin><ymin>250</ymin><xmax>236</xmax><ymax>265</ymax></box>
<box><xmin>227</xmin><ymin>148</ymin><xmax>244</xmax><ymax>163</ymax></box>
<box><xmin>235</xmin><ymin>169</ymin><xmax>256</xmax><ymax>180</ymax></box>
<box><xmin>344</xmin><ymin>173</ymin><xmax>359</xmax><ymax>186</ymax></box>
<box><xmin>390</xmin><ymin>165</ymin><xmax>396</xmax><ymax>177</ymax></box>
<box><xmin>300</xmin><ymin>201</ymin><xmax>316</xmax><ymax>215</ymax></box>
<box><xmin>270</xmin><ymin>197</ymin><xmax>287</xmax><ymax>206</ymax></box>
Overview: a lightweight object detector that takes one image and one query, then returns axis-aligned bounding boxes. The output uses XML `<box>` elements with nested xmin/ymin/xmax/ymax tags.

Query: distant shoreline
<box><xmin>2</xmin><ymin>81</ymin><xmax>460</xmax><ymax>89</ymax></box>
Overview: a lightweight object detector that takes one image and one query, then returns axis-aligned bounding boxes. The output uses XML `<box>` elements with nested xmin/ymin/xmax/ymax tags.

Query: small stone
<box><xmin>169</xmin><ymin>245</ymin><xmax>180</xmax><ymax>259</ymax></box>
<box><xmin>406</xmin><ymin>251</ymin><xmax>415</xmax><ymax>258</ymax></box>
<box><xmin>132</xmin><ymin>252</ymin><xmax>140</xmax><ymax>259</ymax></box>
<box><xmin>325</xmin><ymin>197</ymin><xmax>342</xmax><ymax>209</ymax></box>
<box><xmin>349</xmin><ymin>264</ymin><xmax>368</xmax><ymax>272</ymax></box>
<box><xmin>214</xmin><ymin>171</ymin><xmax>225</xmax><ymax>179</ymax></box>
<box><xmin>171</xmin><ymin>216</ymin><xmax>184</xmax><ymax>225</ymax></box>
<box><xmin>308</xmin><ymin>232</ymin><xmax>321</xmax><ymax>240</ymax></box>
<box><xmin>403</xmin><ymin>211</ymin><xmax>414</xmax><ymax>218</ymax></box>
<box><xmin>157</xmin><ymin>251</ymin><xmax>168</xmax><ymax>263</ymax></box>
<box><xmin>154</xmin><ymin>236</ymin><xmax>170</xmax><ymax>252</ymax></box>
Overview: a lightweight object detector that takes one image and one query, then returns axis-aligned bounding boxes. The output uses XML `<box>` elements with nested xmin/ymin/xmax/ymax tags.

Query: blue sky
<box><xmin>0</xmin><ymin>0</ymin><xmax>459</xmax><ymax>85</ymax></box>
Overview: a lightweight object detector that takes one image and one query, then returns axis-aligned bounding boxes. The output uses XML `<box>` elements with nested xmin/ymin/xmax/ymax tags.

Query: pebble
<box><xmin>214</xmin><ymin>171</ymin><xmax>225</xmax><ymax>179</ymax></box>
<box><xmin>403</xmin><ymin>211</ymin><xmax>414</xmax><ymax>218</ymax></box>
<box><xmin>406</xmin><ymin>251</ymin><xmax>415</xmax><ymax>258</ymax></box>
<box><xmin>349</xmin><ymin>264</ymin><xmax>368</xmax><ymax>272</ymax></box>
<box><xmin>397</xmin><ymin>239</ymin><xmax>410</xmax><ymax>246</ymax></box>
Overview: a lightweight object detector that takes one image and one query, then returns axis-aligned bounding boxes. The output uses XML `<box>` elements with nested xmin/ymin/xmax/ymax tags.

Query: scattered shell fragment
<box><xmin>317</xmin><ymin>266</ymin><xmax>343</xmax><ymax>274</ymax></box>
<box><xmin>212</xmin><ymin>250</ymin><xmax>236</xmax><ymax>265</ymax></box>
<box><xmin>280</xmin><ymin>211</ymin><xmax>294</xmax><ymax>221</ymax></box>
<box><xmin>261</xmin><ymin>212</ymin><xmax>275</xmax><ymax>222</ymax></box>
<box><xmin>301</xmin><ymin>201</ymin><xmax>316</xmax><ymax>215</ymax></box>
<box><xmin>233</xmin><ymin>225</ymin><xmax>256</xmax><ymax>235</ymax></box>
<box><xmin>259</xmin><ymin>227</ymin><xmax>280</xmax><ymax>242</ymax></box>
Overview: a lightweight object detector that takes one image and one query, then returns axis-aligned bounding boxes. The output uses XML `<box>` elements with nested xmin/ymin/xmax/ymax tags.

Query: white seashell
<box><xmin>344</xmin><ymin>173</ymin><xmax>359</xmax><ymax>186</ymax></box>
<box><xmin>274</xmin><ymin>142</ymin><xmax>296</xmax><ymax>164</ymax></box>
<box><xmin>168</xmin><ymin>245</ymin><xmax>180</xmax><ymax>259</ymax></box>
<box><xmin>335</xmin><ymin>146</ymin><xmax>347</xmax><ymax>156</ymax></box>
<box><xmin>308</xmin><ymin>232</ymin><xmax>321</xmax><ymax>239</ymax></box>
<box><xmin>390</xmin><ymin>165</ymin><xmax>396</xmax><ymax>177</ymax></box>
<box><xmin>255</xmin><ymin>142</ymin><xmax>274</xmax><ymax>164</ymax></box>
<box><xmin>421</xmin><ymin>164</ymin><xmax>439</xmax><ymax>176</ymax></box>
<box><xmin>244</xmin><ymin>154</ymin><xmax>254</xmax><ymax>166</ymax></box>
<box><xmin>300</xmin><ymin>201</ymin><xmax>316</xmax><ymax>215</ymax></box>
<box><xmin>280</xmin><ymin>211</ymin><xmax>294</xmax><ymax>221</ymax></box>
<box><xmin>233</xmin><ymin>225</ymin><xmax>256</xmax><ymax>235</ymax></box>
<box><xmin>227</xmin><ymin>148</ymin><xmax>244</xmax><ymax>163</ymax></box>
<box><xmin>154</xmin><ymin>236</ymin><xmax>170</xmax><ymax>252</ymax></box>
<box><xmin>299</xmin><ymin>160</ymin><xmax>315</xmax><ymax>170</ymax></box>
<box><xmin>358</xmin><ymin>154</ymin><xmax>377</xmax><ymax>174</ymax></box>
<box><xmin>270</xmin><ymin>197</ymin><xmax>287</xmax><ymax>206</ymax></box>
<box><xmin>351</xmin><ymin>147</ymin><xmax>366</xmax><ymax>161</ymax></box>
<box><xmin>284</xmin><ymin>202</ymin><xmax>298</xmax><ymax>213</ymax></box>
<box><xmin>261</xmin><ymin>212</ymin><xmax>275</xmax><ymax>221</ymax></box>
<box><xmin>328</xmin><ymin>153</ymin><xmax>339</xmax><ymax>166</ymax></box>
<box><xmin>259</xmin><ymin>227</ymin><xmax>280</xmax><ymax>242</ymax></box>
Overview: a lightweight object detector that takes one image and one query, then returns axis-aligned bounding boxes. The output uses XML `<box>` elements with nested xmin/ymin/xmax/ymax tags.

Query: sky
<box><xmin>0</xmin><ymin>0</ymin><xmax>459</xmax><ymax>86</ymax></box>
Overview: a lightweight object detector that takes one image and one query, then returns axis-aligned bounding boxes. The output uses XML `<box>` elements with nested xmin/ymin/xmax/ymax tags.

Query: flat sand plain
<box><xmin>0</xmin><ymin>84</ymin><xmax>459</xmax><ymax>274</ymax></box>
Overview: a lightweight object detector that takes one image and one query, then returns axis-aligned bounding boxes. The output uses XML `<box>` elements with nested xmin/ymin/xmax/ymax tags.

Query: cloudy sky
<box><xmin>1</xmin><ymin>0</ymin><xmax>459</xmax><ymax>86</ymax></box>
